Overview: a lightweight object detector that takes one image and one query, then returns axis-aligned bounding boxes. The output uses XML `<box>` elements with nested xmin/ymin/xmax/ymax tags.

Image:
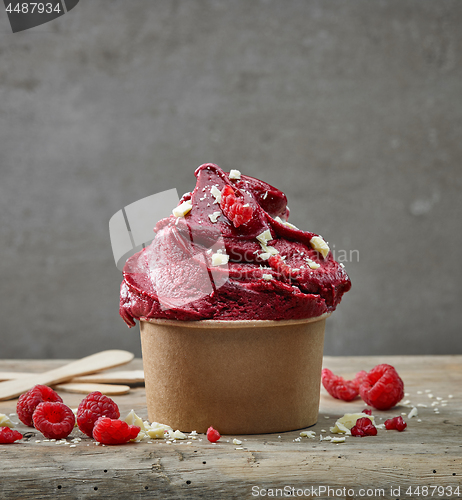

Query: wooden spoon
<box><xmin>0</xmin><ymin>350</ymin><xmax>134</xmax><ymax>401</ymax></box>
<box><xmin>54</xmin><ymin>383</ymin><xmax>131</xmax><ymax>395</ymax></box>
<box><xmin>0</xmin><ymin>369</ymin><xmax>145</xmax><ymax>385</ymax></box>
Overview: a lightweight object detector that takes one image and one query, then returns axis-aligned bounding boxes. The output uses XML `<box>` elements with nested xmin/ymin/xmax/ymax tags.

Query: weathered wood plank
<box><xmin>0</xmin><ymin>356</ymin><xmax>460</xmax><ymax>499</ymax></box>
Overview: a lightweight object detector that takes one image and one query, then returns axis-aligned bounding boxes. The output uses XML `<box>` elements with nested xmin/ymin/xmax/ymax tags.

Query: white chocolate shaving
<box><xmin>172</xmin><ymin>200</ymin><xmax>192</xmax><ymax>217</ymax></box>
<box><xmin>208</xmin><ymin>211</ymin><xmax>221</xmax><ymax>223</ymax></box>
<box><xmin>310</xmin><ymin>236</ymin><xmax>330</xmax><ymax>258</ymax></box>
<box><xmin>210</xmin><ymin>185</ymin><xmax>222</xmax><ymax>204</ymax></box>
<box><xmin>229</xmin><ymin>169</ymin><xmax>241</xmax><ymax>180</ymax></box>
<box><xmin>211</xmin><ymin>252</ymin><xmax>229</xmax><ymax>266</ymax></box>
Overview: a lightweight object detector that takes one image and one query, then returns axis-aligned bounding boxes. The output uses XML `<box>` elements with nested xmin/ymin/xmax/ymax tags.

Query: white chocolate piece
<box><xmin>330</xmin><ymin>413</ymin><xmax>375</xmax><ymax>434</ymax></box>
<box><xmin>124</xmin><ymin>409</ymin><xmax>145</xmax><ymax>429</ymax></box>
<box><xmin>229</xmin><ymin>169</ymin><xmax>241</xmax><ymax>180</ymax></box>
<box><xmin>0</xmin><ymin>413</ymin><xmax>15</xmax><ymax>428</ymax></box>
<box><xmin>210</xmin><ymin>185</ymin><xmax>222</xmax><ymax>204</ymax></box>
<box><xmin>305</xmin><ymin>258</ymin><xmax>320</xmax><ymax>269</ymax></box>
<box><xmin>211</xmin><ymin>252</ymin><xmax>229</xmax><ymax>266</ymax></box>
<box><xmin>310</xmin><ymin>236</ymin><xmax>330</xmax><ymax>258</ymax></box>
<box><xmin>256</xmin><ymin>230</ymin><xmax>273</xmax><ymax>246</ymax></box>
<box><xmin>274</xmin><ymin>215</ymin><xmax>299</xmax><ymax>230</ymax></box>
<box><xmin>259</xmin><ymin>243</ymin><xmax>279</xmax><ymax>255</ymax></box>
<box><xmin>172</xmin><ymin>200</ymin><xmax>192</xmax><ymax>217</ymax></box>
<box><xmin>208</xmin><ymin>211</ymin><xmax>221</xmax><ymax>223</ymax></box>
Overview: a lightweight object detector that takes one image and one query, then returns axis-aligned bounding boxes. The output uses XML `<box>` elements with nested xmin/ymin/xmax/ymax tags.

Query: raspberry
<box><xmin>354</xmin><ymin>370</ymin><xmax>368</xmax><ymax>389</ymax></box>
<box><xmin>76</xmin><ymin>391</ymin><xmax>120</xmax><ymax>437</ymax></box>
<box><xmin>321</xmin><ymin>368</ymin><xmax>363</xmax><ymax>402</ymax></box>
<box><xmin>268</xmin><ymin>255</ymin><xmax>298</xmax><ymax>280</ymax></box>
<box><xmin>92</xmin><ymin>417</ymin><xmax>140</xmax><ymax>445</ymax></box>
<box><xmin>220</xmin><ymin>185</ymin><xmax>253</xmax><ymax>228</ymax></box>
<box><xmin>359</xmin><ymin>364</ymin><xmax>404</xmax><ymax>410</ymax></box>
<box><xmin>362</xmin><ymin>409</ymin><xmax>372</xmax><ymax>415</ymax></box>
<box><xmin>384</xmin><ymin>416</ymin><xmax>407</xmax><ymax>431</ymax></box>
<box><xmin>32</xmin><ymin>402</ymin><xmax>75</xmax><ymax>439</ymax></box>
<box><xmin>17</xmin><ymin>385</ymin><xmax>63</xmax><ymax>427</ymax></box>
<box><xmin>0</xmin><ymin>427</ymin><xmax>23</xmax><ymax>444</ymax></box>
<box><xmin>206</xmin><ymin>426</ymin><xmax>221</xmax><ymax>443</ymax></box>
<box><xmin>351</xmin><ymin>417</ymin><xmax>377</xmax><ymax>437</ymax></box>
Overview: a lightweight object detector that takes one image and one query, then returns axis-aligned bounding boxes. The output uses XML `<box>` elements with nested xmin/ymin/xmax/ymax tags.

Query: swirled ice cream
<box><xmin>120</xmin><ymin>164</ymin><xmax>351</xmax><ymax>324</ymax></box>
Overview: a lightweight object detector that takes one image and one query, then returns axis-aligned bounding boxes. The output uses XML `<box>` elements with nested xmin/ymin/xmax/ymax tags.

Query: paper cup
<box><xmin>139</xmin><ymin>313</ymin><xmax>330</xmax><ymax>435</ymax></box>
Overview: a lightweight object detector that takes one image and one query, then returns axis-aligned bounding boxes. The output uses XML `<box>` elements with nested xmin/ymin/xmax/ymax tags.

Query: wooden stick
<box><xmin>54</xmin><ymin>383</ymin><xmax>131</xmax><ymax>395</ymax></box>
<box><xmin>0</xmin><ymin>350</ymin><xmax>134</xmax><ymax>401</ymax></box>
<box><xmin>0</xmin><ymin>370</ymin><xmax>145</xmax><ymax>385</ymax></box>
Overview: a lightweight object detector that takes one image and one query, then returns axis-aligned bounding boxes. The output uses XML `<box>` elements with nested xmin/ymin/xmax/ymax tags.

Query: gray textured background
<box><xmin>0</xmin><ymin>0</ymin><xmax>461</xmax><ymax>359</ymax></box>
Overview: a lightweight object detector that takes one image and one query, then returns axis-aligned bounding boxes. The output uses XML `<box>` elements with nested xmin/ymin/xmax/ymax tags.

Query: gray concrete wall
<box><xmin>0</xmin><ymin>0</ymin><xmax>461</xmax><ymax>359</ymax></box>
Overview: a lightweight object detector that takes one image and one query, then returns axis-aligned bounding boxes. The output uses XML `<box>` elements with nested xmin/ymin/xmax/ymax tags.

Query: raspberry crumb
<box><xmin>351</xmin><ymin>417</ymin><xmax>377</xmax><ymax>437</ymax></box>
<box><xmin>268</xmin><ymin>254</ymin><xmax>297</xmax><ymax>280</ymax></box>
<box><xmin>0</xmin><ymin>427</ymin><xmax>23</xmax><ymax>444</ymax></box>
<box><xmin>206</xmin><ymin>426</ymin><xmax>221</xmax><ymax>443</ymax></box>
<box><xmin>220</xmin><ymin>185</ymin><xmax>253</xmax><ymax>228</ymax></box>
<box><xmin>384</xmin><ymin>416</ymin><xmax>407</xmax><ymax>431</ymax></box>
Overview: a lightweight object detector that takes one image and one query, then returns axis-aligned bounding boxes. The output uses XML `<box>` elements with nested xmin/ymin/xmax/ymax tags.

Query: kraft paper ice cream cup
<box><xmin>120</xmin><ymin>164</ymin><xmax>350</xmax><ymax>433</ymax></box>
<box><xmin>139</xmin><ymin>313</ymin><xmax>330</xmax><ymax>435</ymax></box>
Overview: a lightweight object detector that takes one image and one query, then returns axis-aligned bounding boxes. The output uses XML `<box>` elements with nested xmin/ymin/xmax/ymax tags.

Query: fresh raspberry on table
<box><xmin>353</xmin><ymin>370</ymin><xmax>368</xmax><ymax>389</ymax></box>
<box><xmin>220</xmin><ymin>185</ymin><xmax>253</xmax><ymax>228</ymax></box>
<box><xmin>92</xmin><ymin>417</ymin><xmax>140</xmax><ymax>445</ymax></box>
<box><xmin>76</xmin><ymin>391</ymin><xmax>120</xmax><ymax>437</ymax></box>
<box><xmin>362</xmin><ymin>409</ymin><xmax>372</xmax><ymax>415</ymax></box>
<box><xmin>206</xmin><ymin>426</ymin><xmax>221</xmax><ymax>443</ymax></box>
<box><xmin>17</xmin><ymin>385</ymin><xmax>63</xmax><ymax>427</ymax></box>
<box><xmin>32</xmin><ymin>402</ymin><xmax>75</xmax><ymax>440</ymax></box>
<box><xmin>359</xmin><ymin>364</ymin><xmax>404</xmax><ymax>410</ymax></box>
<box><xmin>384</xmin><ymin>416</ymin><xmax>407</xmax><ymax>431</ymax></box>
<box><xmin>321</xmin><ymin>368</ymin><xmax>362</xmax><ymax>402</ymax></box>
<box><xmin>0</xmin><ymin>427</ymin><xmax>23</xmax><ymax>444</ymax></box>
<box><xmin>351</xmin><ymin>417</ymin><xmax>377</xmax><ymax>437</ymax></box>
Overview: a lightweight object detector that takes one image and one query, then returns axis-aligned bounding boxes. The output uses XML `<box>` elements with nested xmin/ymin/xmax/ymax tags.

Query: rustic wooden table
<box><xmin>0</xmin><ymin>356</ymin><xmax>460</xmax><ymax>500</ymax></box>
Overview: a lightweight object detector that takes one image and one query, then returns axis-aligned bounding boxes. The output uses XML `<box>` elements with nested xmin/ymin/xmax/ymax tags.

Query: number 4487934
<box><xmin>5</xmin><ymin>3</ymin><xmax>61</xmax><ymax>14</ymax></box>
<box><xmin>405</xmin><ymin>485</ymin><xmax>460</xmax><ymax>497</ymax></box>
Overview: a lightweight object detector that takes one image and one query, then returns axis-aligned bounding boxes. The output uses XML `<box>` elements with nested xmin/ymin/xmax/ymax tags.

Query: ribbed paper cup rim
<box><xmin>140</xmin><ymin>312</ymin><xmax>331</xmax><ymax>329</ymax></box>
